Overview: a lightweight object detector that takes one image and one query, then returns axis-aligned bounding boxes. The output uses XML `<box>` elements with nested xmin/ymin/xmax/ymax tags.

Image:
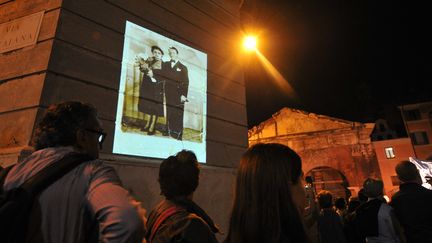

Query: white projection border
<box><xmin>113</xmin><ymin>21</ymin><xmax>207</xmax><ymax>162</ymax></box>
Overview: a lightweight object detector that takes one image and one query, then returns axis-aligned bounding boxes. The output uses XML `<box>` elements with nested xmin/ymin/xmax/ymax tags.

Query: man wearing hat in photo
<box><xmin>162</xmin><ymin>46</ymin><xmax>189</xmax><ymax>140</ymax></box>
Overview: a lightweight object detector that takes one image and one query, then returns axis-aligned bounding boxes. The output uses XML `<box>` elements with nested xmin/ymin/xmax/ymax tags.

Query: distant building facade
<box><xmin>249</xmin><ymin>103</ymin><xmax>432</xmax><ymax>198</ymax></box>
<box><xmin>372</xmin><ymin>138</ymin><xmax>415</xmax><ymax>196</ymax></box>
<box><xmin>371</xmin><ymin>118</ymin><xmax>398</xmax><ymax>141</ymax></box>
<box><xmin>399</xmin><ymin>101</ymin><xmax>432</xmax><ymax>160</ymax></box>
<box><xmin>248</xmin><ymin>107</ymin><xmax>381</xmax><ymax>198</ymax></box>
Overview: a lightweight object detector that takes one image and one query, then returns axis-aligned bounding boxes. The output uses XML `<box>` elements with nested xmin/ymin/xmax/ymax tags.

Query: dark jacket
<box><xmin>390</xmin><ymin>183</ymin><xmax>432</xmax><ymax>243</ymax></box>
<box><xmin>318</xmin><ymin>208</ymin><xmax>347</xmax><ymax>243</ymax></box>
<box><xmin>138</xmin><ymin>57</ymin><xmax>164</xmax><ymax>116</ymax></box>
<box><xmin>146</xmin><ymin>199</ymin><xmax>219</xmax><ymax>243</ymax></box>
<box><xmin>344</xmin><ymin>211</ymin><xmax>366</xmax><ymax>243</ymax></box>
<box><xmin>162</xmin><ymin>60</ymin><xmax>189</xmax><ymax>106</ymax></box>
<box><xmin>354</xmin><ymin>198</ymin><xmax>383</xmax><ymax>238</ymax></box>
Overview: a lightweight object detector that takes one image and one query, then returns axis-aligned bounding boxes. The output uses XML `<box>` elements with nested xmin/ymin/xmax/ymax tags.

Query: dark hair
<box><xmin>225</xmin><ymin>143</ymin><xmax>310</xmax><ymax>243</ymax></box>
<box><xmin>317</xmin><ymin>190</ymin><xmax>333</xmax><ymax>209</ymax></box>
<box><xmin>32</xmin><ymin>101</ymin><xmax>97</xmax><ymax>150</ymax></box>
<box><xmin>363</xmin><ymin>178</ymin><xmax>384</xmax><ymax>198</ymax></box>
<box><xmin>151</xmin><ymin>45</ymin><xmax>164</xmax><ymax>55</ymax></box>
<box><xmin>357</xmin><ymin>188</ymin><xmax>368</xmax><ymax>203</ymax></box>
<box><xmin>396</xmin><ymin>160</ymin><xmax>419</xmax><ymax>182</ymax></box>
<box><xmin>159</xmin><ymin>150</ymin><xmax>199</xmax><ymax>199</ymax></box>
<box><xmin>334</xmin><ymin>197</ymin><xmax>347</xmax><ymax>210</ymax></box>
<box><xmin>168</xmin><ymin>46</ymin><xmax>179</xmax><ymax>54</ymax></box>
<box><xmin>347</xmin><ymin>197</ymin><xmax>361</xmax><ymax>213</ymax></box>
<box><xmin>305</xmin><ymin>175</ymin><xmax>313</xmax><ymax>184</ymax></box>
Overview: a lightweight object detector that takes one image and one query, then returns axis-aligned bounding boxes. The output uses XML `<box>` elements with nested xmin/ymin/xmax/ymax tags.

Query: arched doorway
<box><xmin>306</xmin><ymin>166</ymin><xmax>350</xmax><ymax>199</ymax></box>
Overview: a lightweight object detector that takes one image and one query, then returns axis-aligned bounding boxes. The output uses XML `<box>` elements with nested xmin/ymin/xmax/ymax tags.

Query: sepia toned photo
<box><xmin>114</xmin><ymin>21</ymin><xmax>207</xmax><ymax>162</ymax></box>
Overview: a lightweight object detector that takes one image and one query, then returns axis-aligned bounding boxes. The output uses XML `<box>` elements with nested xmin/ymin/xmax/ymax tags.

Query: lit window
<box><xmin>385</xmin><ymin>147</ymin><xmax>395</xmax><ymax>159</ymax></box>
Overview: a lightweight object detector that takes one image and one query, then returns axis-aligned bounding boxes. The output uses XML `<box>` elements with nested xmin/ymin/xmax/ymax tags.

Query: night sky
<box><xmin>241</xmin><ymin>1</ymin><xmax>431</xmax><ymax>130</ymax></box>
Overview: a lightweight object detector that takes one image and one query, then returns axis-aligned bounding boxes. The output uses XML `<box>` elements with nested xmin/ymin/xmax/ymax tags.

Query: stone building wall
<box><xmin>249</xmin><ymin>108</ymin><xmax>381</xmax><ymax>192</ymax></box>
<box><xmin>0</xmin><ymin>0</ymin><xmax>61</xmax><ymax>166</ymax></box>
<box><xmin>0</xmin><ymin>0</ymin><xmax>248</xmax><ymax>238</ymax></box>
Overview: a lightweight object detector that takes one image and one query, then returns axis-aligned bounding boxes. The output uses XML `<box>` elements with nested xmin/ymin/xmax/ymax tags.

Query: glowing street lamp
<box><xmin>241</xmin><ymin>34</ymin><xmax>298</xmax><ymax>100</ymax></box>
<box><xmin>243</xmin><ymin>36</ymin><xmax>257</xmax><ymax>51</ymax></box>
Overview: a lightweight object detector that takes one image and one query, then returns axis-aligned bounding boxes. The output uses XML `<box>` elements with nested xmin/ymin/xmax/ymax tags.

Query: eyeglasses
<box><xmin>85</xmin><ymin>128</ymin><xmax>107</xmax><ymax>149</ymax></box>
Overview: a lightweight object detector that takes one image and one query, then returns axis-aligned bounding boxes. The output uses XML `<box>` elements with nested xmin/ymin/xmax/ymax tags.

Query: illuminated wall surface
<box><xmin>0</xmin><ymin>0</ymin><xmax>247</xmax><ymax>238</ymax></box>
<box><xmin>399</xmin><ymin>101</ymin><xmax>432</xmax><ymax>161</ymax></box>
<box><xmin>249</xmin><ymin>107</ymin><xmax>382</xmax><ymax>197</ymax></box>
<box><xmin>114</xmin><ymin>21</ymin><xmax>208</xmax><ymax>162</ymax></box>
<box><xmin>373</xmin><ymin>138</ymin><xmax>415</xmax><ymax>196</ymax></box>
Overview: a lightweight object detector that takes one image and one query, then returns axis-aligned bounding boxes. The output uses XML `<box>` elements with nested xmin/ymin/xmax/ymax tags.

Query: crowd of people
<box><xmin>1</xmin><ymin>101</ymin><xmax>431</xmax><ymax>243</ymax></box>
<box><xmin>304</xmin><ymin>163</ymin><xmax>432</xmax><ymax>243</ymax></box>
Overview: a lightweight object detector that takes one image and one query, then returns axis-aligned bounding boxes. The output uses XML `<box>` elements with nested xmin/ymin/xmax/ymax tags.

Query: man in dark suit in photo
<box><xmin>162</xmin><ymin>46</ymin><xmax>189</xmax><ymax>140</ymax></box>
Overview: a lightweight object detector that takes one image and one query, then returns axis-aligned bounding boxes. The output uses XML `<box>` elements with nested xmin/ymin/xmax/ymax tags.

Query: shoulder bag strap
<box><xmin>149</xmin><ymin>206</ymin><xmax>180</xmax><ymax>242</ymax></box>
<box><xmin>20</xmin><ymin>153</ymin><xmax>92</xmax><ymax>197</ymax></box>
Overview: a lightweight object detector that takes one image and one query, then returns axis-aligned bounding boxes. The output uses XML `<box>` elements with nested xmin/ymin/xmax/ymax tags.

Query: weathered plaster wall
<box><xmin>0</xmin><ymin>0</ymin><xmax>61</xmax><ymax>167</ymax></box>
<box><xmin>373</xmin><ymin>138</ymin><xmax>415</xmax><ymax>196</ymax></box>
<box><xmin>1</xmin><ymin>0</ymin><xmax>247</xmax><ymax>239</ymax></box>
<box><xmin>249</xmin><ymin>108</ymin><xmax>381</xmax><ymax>190</ymax></box>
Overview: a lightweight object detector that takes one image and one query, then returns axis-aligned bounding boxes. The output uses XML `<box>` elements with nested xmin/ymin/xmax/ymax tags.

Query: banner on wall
<box><xmin>409</xmin><ymin>157</ymin><xmax>432</xmax><ymax>189</ymax></box>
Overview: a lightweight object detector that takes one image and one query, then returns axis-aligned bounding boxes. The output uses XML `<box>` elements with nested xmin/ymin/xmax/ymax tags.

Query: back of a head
<box><xmin>305</xmin><ymin>175</ymin><xmax>313</xmax><ymax>184</ymax></box>
<box><xmin>33</xmin><ymin>101</ymin><xmax>97</xmax><ymax>150</ymax></box>
<box><xmin>363</xmin><ymin>178</ymin><xmax>384</xmax><ymax>198</ymax></box>
<box><xmin>317</xmin><ymin>190</ymin><xmax>333</xmax><ymax>209</ymax></box>
<box><xmin>347</xmin><ymin>197</ymin><xmax>361</xmax><ymax>213</ymax></box>
<box><xmin>396</xmin><ymin>160</ymin><xmax>420</xmax><ymax>183</ymax></box>
<box><xmin>226</xmin><ymin>143</ymin><xmax>309</xmax><ymax>243</ymax></box>
<box><xmin>358</xmin><ymin>188</ymin><xmax>368</xmax><ymax>203</ymax></box>
<box><xmin>334</xmin><ymin>197</ymin><xmax>346</xmax><ymax>210</ymax></box>
<box><xmin>159</xmin><ymin>150</ymin><xmax>199</xmax><ymax>199</ymax></box>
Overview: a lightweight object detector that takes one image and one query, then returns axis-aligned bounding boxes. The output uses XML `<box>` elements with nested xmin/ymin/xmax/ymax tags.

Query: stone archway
<box><xmin>306</xmin><ymin>166</ymin><xmax>350</xmax><ymax>199</ymax></box>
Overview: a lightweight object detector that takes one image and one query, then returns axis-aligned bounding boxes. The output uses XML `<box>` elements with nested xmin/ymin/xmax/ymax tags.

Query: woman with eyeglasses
<box><xmin>224</xmin><ymin>143</ymin><xmax>311</xmax><ymax>243</ymax></box>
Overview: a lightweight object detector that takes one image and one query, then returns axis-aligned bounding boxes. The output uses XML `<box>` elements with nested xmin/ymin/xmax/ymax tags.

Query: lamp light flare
<box><xmin>243</xmin><ymin>36</ymin><xmax>257</xmax><ymax>51</ymax></box>
<box><xmin>255</xmin><ymin>50</ymin><xmax>298</xmax><ymax>100</ymax></box>
<box><xmin>241</xmin><ymin>34</ymin><xmax>298</xmax><ymax>100</ymax></box>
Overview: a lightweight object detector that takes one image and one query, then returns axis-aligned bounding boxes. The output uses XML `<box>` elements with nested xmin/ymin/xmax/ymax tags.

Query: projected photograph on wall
<box><xmin>114</xmin><ymin>21</ymin><xmax>207</xmax><ymax>162</ymax></box>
